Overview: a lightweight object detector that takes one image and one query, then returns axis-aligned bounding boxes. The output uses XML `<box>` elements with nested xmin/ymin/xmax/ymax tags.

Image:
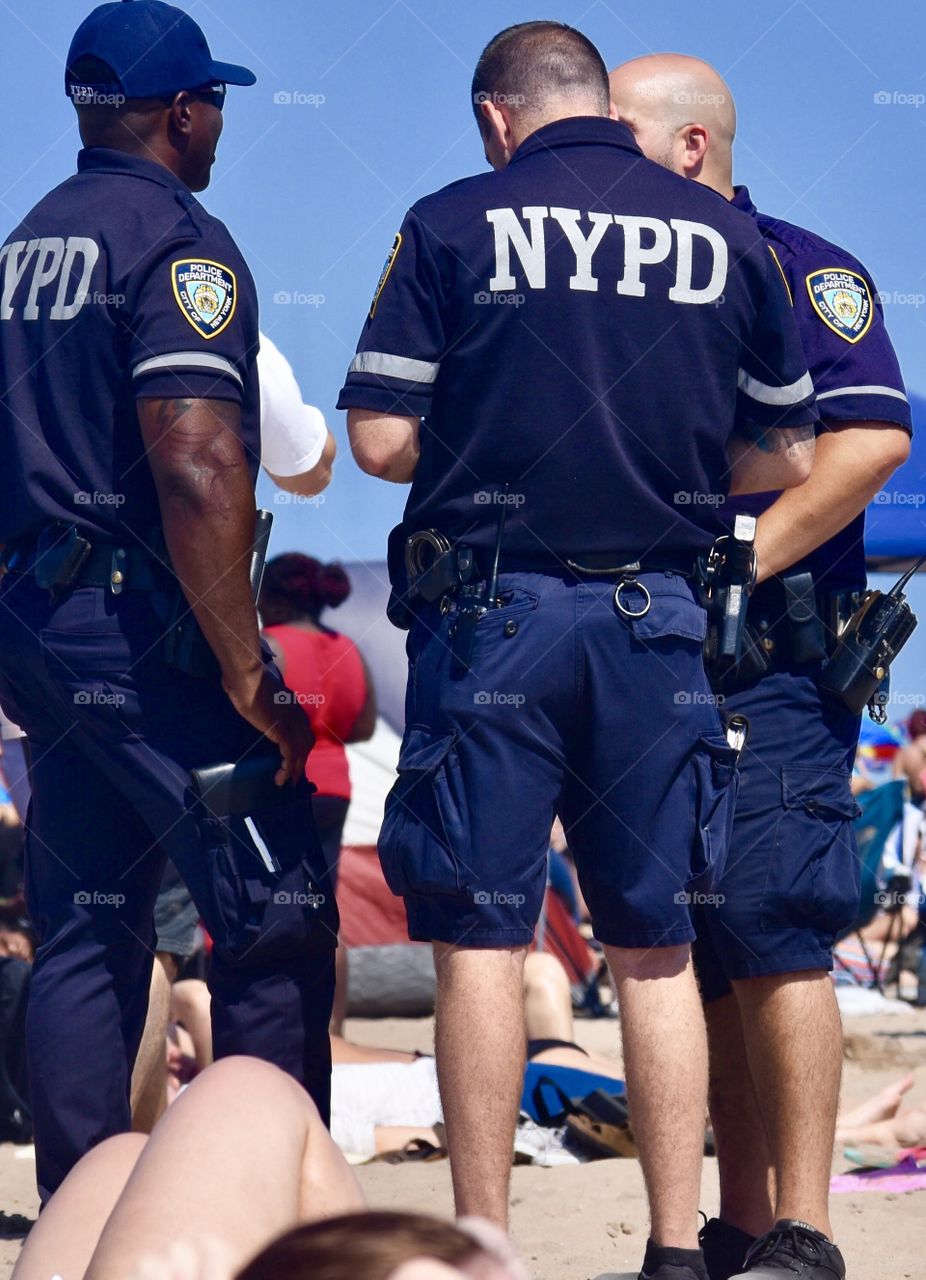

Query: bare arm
<box><xmin>345</xmin><ymin>653</ymin><xmax>377</xmax><ymax>744</ymax></box>
<box><xmin>347</xmin><ymin>408</ymin><xmax>419</xmax><ymax>482</ymax></box>
<box><xmin>753</xmin><ymin>422</ymin><xmax>911</xmax><ymax>583</ymax></box>
<box><xmin>727</xmin><ymin>420</ymin><xmax>816</xmax><ymax>496</ymax></box>
<box><xmin>266</xmin><ymin>430</ymin><xmax>337</xmax><ymax>497</ymax></box>
<box><xmin>137</xmin><ymin>397</ymin><xmax>312</xmax><ymax>784</ymax></box>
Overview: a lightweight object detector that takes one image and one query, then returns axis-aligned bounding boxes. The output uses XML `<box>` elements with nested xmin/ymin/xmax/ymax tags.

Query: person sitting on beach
<box><xmin>12</xmin><ymin>1057</ymin><xmax>527</xmax><ymax>1280</ymax></box>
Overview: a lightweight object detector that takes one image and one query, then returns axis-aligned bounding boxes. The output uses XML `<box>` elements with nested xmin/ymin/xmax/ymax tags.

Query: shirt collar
<box><xmin>510</xmin><ymin>116</ymin><xmax>643</xmax><ymax>165</ymax></box>
<box><xmin>731</xmin><ymin>184</ymin><xmax>758</xmax><ymax>218</ymax></box>
<box><xmin>77</xmin><ymin>147</ymin><xmax>192</xmax><ymax>195</ymax></box>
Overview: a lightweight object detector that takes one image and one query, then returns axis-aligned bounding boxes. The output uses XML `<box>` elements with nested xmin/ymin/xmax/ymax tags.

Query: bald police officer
<box><xmin>340</xmin><ymin>23</ymin><xmax>819</xmax><ymax>1280</ymax></box>
<box><xmin>610</xmin><ymin>54</ymin><xmax>912</xmax><ymax>1280</ymax></box>
<box><xmin>0</xmin><ymin>1</ymin><xmax>337</xmax><ymax>1201</ymax></box>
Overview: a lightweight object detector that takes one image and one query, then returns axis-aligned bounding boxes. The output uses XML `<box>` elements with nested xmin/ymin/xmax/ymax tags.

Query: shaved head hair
<box><xmin>472</xmin><ymin>22</ymin><xmax>610</xmax><ymax>132</ymax></box>
<box><xmin>609</xmin><ymin>53</ymin><xmax>736</xmax><ymax>191</ymax></box>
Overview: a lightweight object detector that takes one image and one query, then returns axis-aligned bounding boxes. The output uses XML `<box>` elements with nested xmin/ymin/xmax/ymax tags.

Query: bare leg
<box><xmin>13</xmin><ymin>1134</ymin><xmax>147</xmax><ymax>1280</ymax></box>
<box><xmin>130</xmin><ymin>953</ymin><xmax>176</xmax><ymax>1133</ymax></box>
<box><xmin>605</xmin><ymin>944</ymin><xmax>706</xmax><ymax>1249</ymax></box>
<box><xmin>169</xmin><ymin>978</ymin><xmax>214</xmax><ymax>1070</ymax></box>
<box><xmin>329</xmin><ymin>944</ymin><xmax>350</xmax><ymax>1037</ymax></box>
<box><xmin>433</xmin><ymin>944</ymin><xmax>527</xmax><ymax>1227</ymax></box>
<box><xmin>330</xmin><ymin>1034</ymin><xmax>417</xmax><ymax>1065</ymax></box>
<box><xmin>837</xmin><ymin>1074</ymin><xmax>914</xmax><ymax>1129</ymax></box>
<box><xmin>84</xmin><ymin>1057</ymin><xmax>365</xmax><ymax>1279</ymax></box>
<box><xmin>733</xmin><ymin>970</ymin><xmax>841</xmax><ymax>1238</ymax></box>
<box><xmin>703</xmin><ymin>993</ymin><xmax>775</xmax><ymax>1236</ymax></box>
<box><xmin>523</xmin><ymin>951</ymin><xmax>573</xmax><ymax>1042</ymax></box>
<box><xmin>374</xmin><ymin>1125</ymin><xmax>442</xmax><ymax>1154</ymax></box>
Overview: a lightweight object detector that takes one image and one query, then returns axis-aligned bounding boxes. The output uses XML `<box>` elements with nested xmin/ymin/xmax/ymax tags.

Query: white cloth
<box><xmin>330</xmin><ymin>1056</ymin><xmax>443</xmax><ymax>1157</ymax></box>
<box><xmin>257</xmin><ymin>333</ymin><xmax>328</xmax><ymax>478</ymax></box>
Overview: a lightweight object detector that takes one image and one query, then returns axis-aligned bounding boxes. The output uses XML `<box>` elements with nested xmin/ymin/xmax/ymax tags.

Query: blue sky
<box><xmin>3</xmin><ymin>0</ymin><xmax>926</xmax><ymax>709</ymax></box>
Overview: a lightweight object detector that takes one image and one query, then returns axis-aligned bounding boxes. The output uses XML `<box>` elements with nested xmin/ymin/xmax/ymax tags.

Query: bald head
<box><xmin>609</xmin><ymin>54</ymin><xmax>736</xmax><ymax>195</ymax></box>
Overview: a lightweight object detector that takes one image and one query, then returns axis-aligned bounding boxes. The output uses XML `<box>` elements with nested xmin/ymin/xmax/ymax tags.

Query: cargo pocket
<box><xmin>689</xmin><ymin>732</ymin><xmax>739</xmax><ymax>891</ymax></box>
<box><xmin>626</xmin><ymin>586</ymin><xmax>707</xmax><ymax>644</ymax></box>
<box><xmin>761</xmin><ymin>766</ymin><xmax>861</xmax><ymax>934</ymax></box>
<box><xmin>379</xmin><ymin>729</ymin><xmax>472</xmax><ymax>898</ymax></box>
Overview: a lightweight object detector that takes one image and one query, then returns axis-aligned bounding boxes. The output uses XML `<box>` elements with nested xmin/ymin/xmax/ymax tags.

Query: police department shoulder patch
<box><xmin>805</xmin><ymin>267</ymin><xmax>872</xmax><ymax>343</ymax></box>
<box><xmin>171</xmin><ymin>259</ymin><xmax>237</xmax><ymax>339</ymax></box>
<box><xmin>370</xmin><ymin>233</ymin><xmax>402</xmax><ymax>319</ymax></box>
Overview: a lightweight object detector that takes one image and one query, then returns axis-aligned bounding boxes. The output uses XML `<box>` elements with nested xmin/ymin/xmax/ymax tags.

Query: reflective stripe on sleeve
<box><xmin>816</xmin><ymin>385</ymin><xmax>909</xmax><ymax>403</ymax></box>
<box><xmin>348</xmin><ymin>352</ymin><xmax>440</xmax><ymax>383</ymax></box>
<box><xmin>132</xmin><ymin>351</ymin><xmax>243</xmax><ymax>387</ymax></box>
<box><xmin>737</xmin><ymin>368</ymin><xmax>814</xmax><ymax>406</ymax></box>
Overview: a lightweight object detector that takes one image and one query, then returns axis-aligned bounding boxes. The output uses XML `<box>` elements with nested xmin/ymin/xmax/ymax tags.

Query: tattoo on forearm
<box><xmin>740</xmin><ymin>420</ymin><xmax>815</xmax><ymax>455</ymax></box>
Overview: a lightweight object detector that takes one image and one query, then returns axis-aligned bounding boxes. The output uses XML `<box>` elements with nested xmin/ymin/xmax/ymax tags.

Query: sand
<box><xmin>2</xmin><ymin>1008</ymin><xmax>925</xmax><ymax>1279</ymax></box>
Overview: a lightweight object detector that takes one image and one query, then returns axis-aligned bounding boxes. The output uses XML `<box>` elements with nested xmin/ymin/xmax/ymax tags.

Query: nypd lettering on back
<box><xmin>485</xmin><ymin>207</ymin><xmax>728</xmax><ymax>303</ymax></box>
<box><xmin>0</xmin><ymin>237</ymin><xmax>99</xmax><ymax>320</ymax></box>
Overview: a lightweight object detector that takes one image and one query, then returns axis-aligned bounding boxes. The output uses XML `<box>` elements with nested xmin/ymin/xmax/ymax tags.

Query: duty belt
<box><xmin>2</xmin><ymin>524</ymin><xmax>161</xmax><ymax>595</ymax></box>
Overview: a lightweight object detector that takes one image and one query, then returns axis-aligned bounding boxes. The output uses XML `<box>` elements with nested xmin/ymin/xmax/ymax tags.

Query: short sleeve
<box><xmin>735</xmin><ymin>246</ymin><xmax>818</xmax><ymax>435</ymax></box>
<box><xmin>336</xmin><ymin>208</ymin><xmax>447</xmax><ymax>418</ymax></box>
<box><xmin>257</xmin><ymin>333</ymin><xmax>328</xmax><ymax>477</ymax></box>
<box><xmin>129</xmin><ymin>229</ymin><xmax>257</xmax><ymax>405</ymax></box>
<box><xmin>790</xmin><ymin>255</ymin><xmax>912</xmax><ymax>433</ymax></box>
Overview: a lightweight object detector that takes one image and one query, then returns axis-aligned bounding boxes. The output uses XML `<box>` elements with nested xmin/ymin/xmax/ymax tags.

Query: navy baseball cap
<box><xmin>66</xmin><ymin>0</ymin><xmax>257</xmax><ymax>101</ymax></box>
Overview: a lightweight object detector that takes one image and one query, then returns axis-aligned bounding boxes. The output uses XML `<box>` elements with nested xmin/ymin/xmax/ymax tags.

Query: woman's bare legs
<box><xmin>523</xmin><ymin>952</ymin><xmax>573</xmax><ymax>1043</ymax></box>
<box><xmin>169</xmin><ymin>979</ymin><xmax>214</xmax><ymax>1071</ymax></box>
<box><xmin>13</xmin><ymin>1134</ymin><xmax>148</xmax><ymax>1280</ymax></box>
<box><xmin>80</xmin><ymin>1057</ymin><xmax>365</xmax><ymax>1280</ymax></box>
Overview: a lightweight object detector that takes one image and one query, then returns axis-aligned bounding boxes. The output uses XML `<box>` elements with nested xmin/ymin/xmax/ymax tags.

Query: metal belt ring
<box><xmin>614</xmin><ymin>576</ymin><xmax>652</xmax><ymax>619</ymax></box>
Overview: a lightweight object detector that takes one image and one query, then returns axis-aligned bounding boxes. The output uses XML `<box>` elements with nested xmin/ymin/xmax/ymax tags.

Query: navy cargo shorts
<box><xmin>379</xmin><ymin>570</ymin><xmax>739</xmax><ymax>948</ymax></box>
<box><xmin>693</xmin><ymin>664</ymin><xmax>861</xmax><ymax>1002</ymax></box>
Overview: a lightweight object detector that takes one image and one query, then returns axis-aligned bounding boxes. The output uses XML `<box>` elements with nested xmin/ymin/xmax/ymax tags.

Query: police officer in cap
<box><xmin>609</xmin><ymin>55</ymin><xmax>912</xmax><ymax>1280</ymax></box>
<box><xmin>0</xmin><ymin>0</ymin><xmax>337</xmax><ymax>1201</ymax></box>
<box><xmin>340</xmin><ymin>21</ymin><xmax>819</xmax><ymax>1280</ymax></box>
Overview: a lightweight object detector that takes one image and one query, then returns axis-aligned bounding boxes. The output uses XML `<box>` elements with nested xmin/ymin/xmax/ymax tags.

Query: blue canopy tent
<box><xmin>864</xmin><ymin>392</ymin><xmax>926</xmax><ymax>570</ymax></box>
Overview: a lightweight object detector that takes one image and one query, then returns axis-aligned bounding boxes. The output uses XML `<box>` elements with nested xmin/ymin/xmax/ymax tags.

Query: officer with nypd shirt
<box><xmin>0</xmin><ymin>1</ymin><xmax>337</xmax><ymax>1201</ymax></box>
<box><xmin>340</xmin><ymin>22</ymin><xmax>819</xmax><ymax>1280</ymax></box>
<box><xmin>610</xmin><ymin>55</ymin><xmax>912</xmax><ymax>1280</ymax></box>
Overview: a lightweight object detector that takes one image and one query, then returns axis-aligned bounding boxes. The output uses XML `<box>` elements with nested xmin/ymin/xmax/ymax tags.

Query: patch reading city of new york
<box><xmin>370</xmin><ymin>233</ymin><xmax>402</xmax><ymax>318</ymax></box>
<box><xmin>172</xmin><ymin>259</ymin><xmax>237</xmax><ymax>339</ymax></box>
<box><xmin>805</xmin><ymin>268</ymin><xmax>872</xmax><ymax>343</ymax></box>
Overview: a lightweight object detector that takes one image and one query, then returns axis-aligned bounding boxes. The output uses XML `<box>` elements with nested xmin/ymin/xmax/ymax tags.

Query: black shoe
<box><xmin>730</xmin><ymin>1220</ymin><xmax>845</xmax><ymax>1278</ymax></box>
<box><xmin>639</xmin><ymin>1238</ymin><xmax>710</xmax><ymax>1280</ymax></box>
<box><xmin>0</xmin><ymin>1104</ymin><xmax>32</xmax><ymax>1144</ymax></box>
<box><xmin>699</xmin><ymin>1217</ymin><xmax>757</xmax><ymax>1280</ymax></box>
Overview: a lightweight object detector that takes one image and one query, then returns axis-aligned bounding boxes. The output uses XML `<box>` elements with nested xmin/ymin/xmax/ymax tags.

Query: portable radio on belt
<box><xmin>451</xmin><ymin>488</ymin><xmax>510</xmax><ymax>674</ymax></box>
<box><xmin>817</xmin><ymin>555</ymin><xmax>925</xmax><ymax>722</ymax></box>
<box><xmin>699</xmin><ymin>514</ymin><xmax>759</xmax><ymax>678</ymax></box>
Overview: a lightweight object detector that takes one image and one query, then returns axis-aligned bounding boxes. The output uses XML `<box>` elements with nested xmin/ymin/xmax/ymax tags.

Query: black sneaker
<box><xmin>639</xmin><ymin>1238</ymin><xmax>710</xmax><ymax>1280</ymax></box>
<box><xmin>699</xmin><ymin>1217</ymin><xmax>757</xmax><ymax>1280</ymax></box>
<box><xmin>731</xmin><ymin>1220</ymin><xmax>845</xmax><ymax>1278</ymax></box>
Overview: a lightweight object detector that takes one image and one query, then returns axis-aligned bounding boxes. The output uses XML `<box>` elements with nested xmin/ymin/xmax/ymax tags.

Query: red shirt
<box><xmin>264</xmin><ymin>625</ymin><xmax>367</xmax><ymax>800</ymax></box>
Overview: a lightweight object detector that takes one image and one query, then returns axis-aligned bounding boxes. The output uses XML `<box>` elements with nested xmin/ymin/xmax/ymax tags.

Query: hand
<box><xmin>224</xmin><ymin>666</ymin><xmax>314</xmax><ymax>786</ymax></box>
<box><xmin>0</xmin><ymin>802</ymin><xmax>21</xmax><ymax>827</ymax></box>
<box><xmin>0</xmin><ymin>930</ymin><xmax>32</xmax><ymax>961</ymax></box>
